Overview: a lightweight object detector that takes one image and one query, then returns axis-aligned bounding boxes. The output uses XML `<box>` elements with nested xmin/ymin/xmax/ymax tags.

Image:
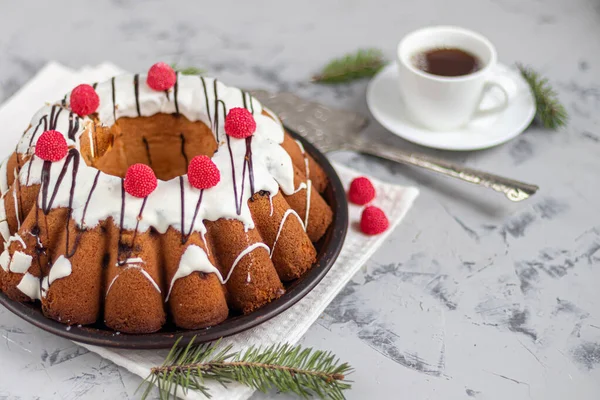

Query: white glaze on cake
<box><xmin>165</xmin><ymin>244</ymin><xmax>220</xmax><ymax>301</ymax></box>
<box><xmin>166</xmin><ymin>241</ymin><xmax>271</xmax><ymax>301</ymax></box>
<box><xmin>0</xmin><ymin>199</ymin><xmax>9</xmax><ymax>242</ymax></box>
<box><xmin>48</xmin><ymin>256</ymin><xmax>72</xmax><ymax>284</ymax></box>
<box><xmin>16</xmin><ymin>272</ymin><xmax>41</xmax><ymax>300</ymax></box>
<box><xmin>226</xmin><ymin>243</ymin><xmax>270</xmax><ymax>282</ymax></box>
<box><xmin>6</xmin><ymin>234</ymin><xmax>26</xmax><ymax>249</ymax></box>
<box><xmin>0</xmin><ymin>250</ymin><xmax>10</xmax><ymax>272</ymax></box>
<box><xmin>41</xmin><ymin>256</ymin><xmax>73</xmax><ymax>297</ymax></box>
<box><xmin>9</xmin><ymin>251</ymin><xmax>32</xmax><ymax>274</ymax></box>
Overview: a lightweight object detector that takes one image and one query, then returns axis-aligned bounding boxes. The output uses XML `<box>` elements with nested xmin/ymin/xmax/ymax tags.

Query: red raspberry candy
<box><xmin>360</xmin><ymin>206</ymin><xmax>389</xmax><ymax>235</ymax></box>
<box><xmin>35</xmin><ymin>130</ymin><xmax>68</xmax><ymax>162</ymax></box>
<box><xmin>224</xmin><ymin>108</ymin><xmax>256</xmax><ymax>139</ymax></box>
<box><xmin>124</xmin><ymin>164</ymin><xmax>157</xmax><ymax>198</ymax></box>
<box><xmin>146</xmin><ymin>62</ymin><xmax>177</xmax><ymax>91</ymax></box>
<box><xmin>348</xmin><ymin>176</ymin><xmax>376</xmax><ymax>205</ymax></box>
<box><xmin>188</xmin><ymin>155</ymin><xmax>220</xmax><ymax>189</ymax></box>
<box><xmin>70</xmin><ymin>84</ymin><xmax>100</xmax><ymax>116</ymax></box>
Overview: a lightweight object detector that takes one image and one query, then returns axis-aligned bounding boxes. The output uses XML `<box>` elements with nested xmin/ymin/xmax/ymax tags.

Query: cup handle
<box><xmin>474</xmin><ymin>74</ymin><xmax>515</xmax><ymax>117</ymax></box>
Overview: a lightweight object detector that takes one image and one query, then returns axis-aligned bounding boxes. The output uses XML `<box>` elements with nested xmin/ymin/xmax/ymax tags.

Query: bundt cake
<box><xmin>0</xmin><ymin>62</ymin><xmax>333</xmax><ymax>334</ymax></box>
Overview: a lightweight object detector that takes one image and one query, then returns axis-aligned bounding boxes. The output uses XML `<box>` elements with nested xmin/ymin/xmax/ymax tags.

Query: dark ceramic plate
<box><xmin>0</xmin><ymin>128</ymin><xmax>348</xmax><ymax>349</ymax></box>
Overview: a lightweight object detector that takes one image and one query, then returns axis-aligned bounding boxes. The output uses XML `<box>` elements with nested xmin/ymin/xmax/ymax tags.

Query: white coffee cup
<box><xmin>397</xmin><ymin>26</ymin><xmax>512</xmax><ymax>131</ymax></box>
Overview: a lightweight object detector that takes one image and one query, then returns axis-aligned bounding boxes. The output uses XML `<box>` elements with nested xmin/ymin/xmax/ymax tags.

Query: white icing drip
<box><xmin>6</xmin><ymin>234</ymin><xmax>26</xmax><ymax>249</ymax></box>
<box><xmin>226</xmin><ymin>243</ymin><xmax>270</xmax><ymax>283</ymax></box>
<box><xmin>0</xmin><ymin>198</ymin><xmax>9</xmax><ymax>242</ymax></box>
<box><xmin>0</xmin><ymin>250</ymin><xmax>10</xmax><ymax>272</ymax></box>
<box><xmin>166</xmin><ymin>242</ymin><xmax>270</xmax><ymax>300</ymax></box>
<box><xmin>12</xmin><ymin>179</ymin><xmax>20</xmax><ymax>229</ymax></box>
<box><xmin>41</xmin><ymin>255</ymin><xmax>73</xmax><ymax>297</ymax></box>
<box><xmin>270</xmin><ymin>209</ymin><xmax>304</xmax><ymax>258</ymax></box>
<box><xmin>14</xmin><ymin>75</ymin><xmax>296</xmax><ymax>236</ymax></box>
<box><xmin>116</xmin><ymin>257</ymin><xmax>144</xmax><ymax>267</ymax></box>
<box><xmin>16</xmin><ymin>273</ymin><xmax>41</xmax><ymax>300</ymax></box>
<box><xmin>106</xmin><ymin>265</ymin><xmax>161</xmax><ymax>297</ymax></box>
<box><xmin>304</xmin><ymin>180</ymin><xmax>312</xmax><ymax>229</ymax></box>
<box><xmin>48</xmin><ymin>256</ymin><xmax>72</xmax><ymax>285</ymax></box>
<box><xmin>292</xmin><ymin>182</ymin><xmax>308</xmax><ymax>194</ymax></box>
<box><xmin>165</xmin><ymin>244</ymin><xmax>220</xmax><ymax>301</ymax></box>
<box><xmin>201</xmin><ymin>231</ymin><xmax>210</xmax><ymax>257</ymax></box>
<box><xmin>86</xmin><ymin>121</ymin><xmax>95</xmax><ymax>158</ymax></box>
<box><xmin>294</xmin><ymin>140</ymin><xmax>310</xmax><ymax>178</ymax></box>
<box><xmin>246</xmin><ymin>272</ymin><xmax>252</xmax><ymax>283</ymax></box>
<box><xmin>0</xmin><ymin>157</ymin><xmax>8</xmax><ymax>195</ymax></box>
<box><xmin>9</xmin><ymin>251</ymin><xmax>32</xmax><ymax>274</ymax></box>
<box><xmin>269</xmin><ymin>194</ymin><xmax>274</xmax><ymax>217</ymax></box>
<box><xmin>294</xmin><ymin>139</ymin><xmax>312</xmax><ymax>231</ymax></box>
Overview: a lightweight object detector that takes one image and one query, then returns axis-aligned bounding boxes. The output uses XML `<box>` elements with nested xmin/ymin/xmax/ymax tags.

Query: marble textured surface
<box><xmin>0</xmin><ymin>0</ymin><xmax>599</xmax><ymax>399</ymax></box>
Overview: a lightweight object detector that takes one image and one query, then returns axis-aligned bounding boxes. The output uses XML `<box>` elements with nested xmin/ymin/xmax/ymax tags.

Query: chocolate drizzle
<box><xmin>133</xmin><ymin>74</ymin><xmax>142</xmax><ymax>117</ymax></box>
<box><xmin>226</xmin><ymin>135</ymin><xmax>255</xmax><ymax>215</ymax></box>
<box><xmin>173</xmin><ymin>73</ymin><xmax>180</xmax><ymax>115</ymax></box>
<box><xmin>241</xmin><ymin>91</ymin><xmax>255</xmax><ymax>114</ymax></box>
<box><xmin>142</xmin><ymin>137</ymin><xmax>152</xmax><ymax>166</ymax></box>
<box><xmin>212</xmin><ymin>79</ymin><xmax>219</xmax><ymax>132</ymax></box>
<box><xmin>245</xmin><ymin>137</ymin><xmax>255</xmax><ymax>195</ymax></box>
<box><xmin>37</xmin><ymin>149</ymin><xmax>82</xmax><ymax>258</ymax></box>
<box><xmin>67</xmin><ymin>112</ymin><xmax>79</xmax><ymax>141</ymax></box>
<box><xmin>179</xmin><ymin>176</ymin><xmax>205</xmax><ymax>244</ymax></box>
<box><xmin>227</xmin><ymin>136</ymin><xmax>240</xmax><ymax>214</ymax></box>
<box><xmin>66</xmin><ymin>170</ymin><xmax>101</xmax><ymax>259</ymax></box>
<box><xmin>200</xmin><ymin>77</ymin><xmax>212</xmax><ymax>129</ymax></box>
<box><xmin>25</xmin><ymin>115</ymin><xmax>48</xmax><ymax>185</ymax></box>
<box><xmin>117</xmin><ymin>181</ymin><xmax>149</xmax><ymax>266</ymax></box>
<box><xmin>180</xmin><ymin>133</ymin><xmax>188</xmax><ymax>168</ymax></box>
<box><xmin>80</xmin><ymin>170</ymin><xmax>101</xmax><ymax>228</ymax></box>
<box><xmin>23</xmin><ymin>105</ymin><xmax>72</xmax><ymax>188</ymax></box>
<box><xmin>40</xmin><ymin>149</ymin><xmax>79</xmax><ymax>215</ymax></box>
<box><xmin>212</xmin><ymin>80</ymin><xmax>227</xmax><ymax>142</ymax></box>
<box><xmin>111</xmin><ymin>77</ymin><xmax>117</xmax><ymax>122</ymax></box>
<box><xmin>49</xmin><ymin>105</ymin><xmax>63</xmax><ymax>131</ymax></box>
<box><xmin>27</xmin><ymin>114</ymin><xmax>48</xmax><ymax>152</ymax></box>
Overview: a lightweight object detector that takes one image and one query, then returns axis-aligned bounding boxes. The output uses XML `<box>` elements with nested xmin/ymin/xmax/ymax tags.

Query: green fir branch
<box><xmin>516</xmin><ymin>63</ymin><xmax>568</xmax><ymax>129</ymax></box>
<box><xmin>140</xmin><ymin>337</ymin><xmax>353</xmax><ymax>400</ymax></box>
<box><xmin>171</xmin><ymin>63</ymin><xmax>206</xmax><ymax>76</ymax></box>
<box><xmin>312</xmin><ymin>48</ymin><xmax>387</xmax><ymax>84</ymax></box>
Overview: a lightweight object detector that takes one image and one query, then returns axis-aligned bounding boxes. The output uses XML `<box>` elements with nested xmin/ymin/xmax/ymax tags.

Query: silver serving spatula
<box><xmin>249</xmin><ymin>90</ymin><xmax>538</xmax><ymax>202</ymax></box>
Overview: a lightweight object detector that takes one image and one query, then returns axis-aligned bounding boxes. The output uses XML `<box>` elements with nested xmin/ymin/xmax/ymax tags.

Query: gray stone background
<box><xmin>0</xmin><ymin>0</ymin><xmax>599</xmax><ymax>399</ymax></box>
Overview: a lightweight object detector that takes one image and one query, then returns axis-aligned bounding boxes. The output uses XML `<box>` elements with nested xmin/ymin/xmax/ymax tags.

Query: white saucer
<box><xmin>366</xmin><ymin>63</ymin><xmax>536</xmax><ymax>151</ymax></box>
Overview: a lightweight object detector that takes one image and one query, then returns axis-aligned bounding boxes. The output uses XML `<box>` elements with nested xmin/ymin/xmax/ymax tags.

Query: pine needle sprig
<box><xmin>516</xmin><ymin>63</ymin><xmax>568</xmax><ymax>129</ymax></box>
<box><xmin>140</xmin><ymin>337</ymin><xmax>353</xmax><ymax>400</ymax></box>
<box><xmin>170</xmin><ymin>63</ymin><xmax>206</xmax><ymax>76</ymax></box>
<box><xmin>312</xmin><ymin>48</ymin><xmax>387</xmax><ymax>84</ymax></box>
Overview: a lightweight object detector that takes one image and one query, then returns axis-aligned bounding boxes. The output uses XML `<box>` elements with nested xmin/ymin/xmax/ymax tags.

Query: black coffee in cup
<box><xmin>412</xmin><ymin>48</ymin><xmax>482</xmax><ymax>77</ymax></box>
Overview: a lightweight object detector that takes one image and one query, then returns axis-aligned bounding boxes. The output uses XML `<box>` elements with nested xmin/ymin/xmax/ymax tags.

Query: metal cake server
<box><xmin>249</xmin><ymin>90</ymin><xmax>539</xmax><ymax>202</ymax></box>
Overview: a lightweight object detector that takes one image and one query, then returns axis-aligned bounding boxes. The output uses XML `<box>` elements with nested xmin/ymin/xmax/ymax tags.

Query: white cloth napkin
<box><xmin>0</xmin><ymin>62</ymin><xmax>419</xmax><ymax>400</ymax></box>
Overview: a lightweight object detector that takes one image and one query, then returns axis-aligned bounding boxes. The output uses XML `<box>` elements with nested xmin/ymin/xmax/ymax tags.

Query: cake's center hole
<box><xmin>85</xmin><ymin>113</ymin><xmax>218</xmax><ymax>181</ymax></box>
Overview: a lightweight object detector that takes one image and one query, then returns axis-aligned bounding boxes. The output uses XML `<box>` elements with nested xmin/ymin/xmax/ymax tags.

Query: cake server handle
<box><xmin>345</xmin><ymin>141</ymin><xmax>538</xmax><ymax>202</ymax></box>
